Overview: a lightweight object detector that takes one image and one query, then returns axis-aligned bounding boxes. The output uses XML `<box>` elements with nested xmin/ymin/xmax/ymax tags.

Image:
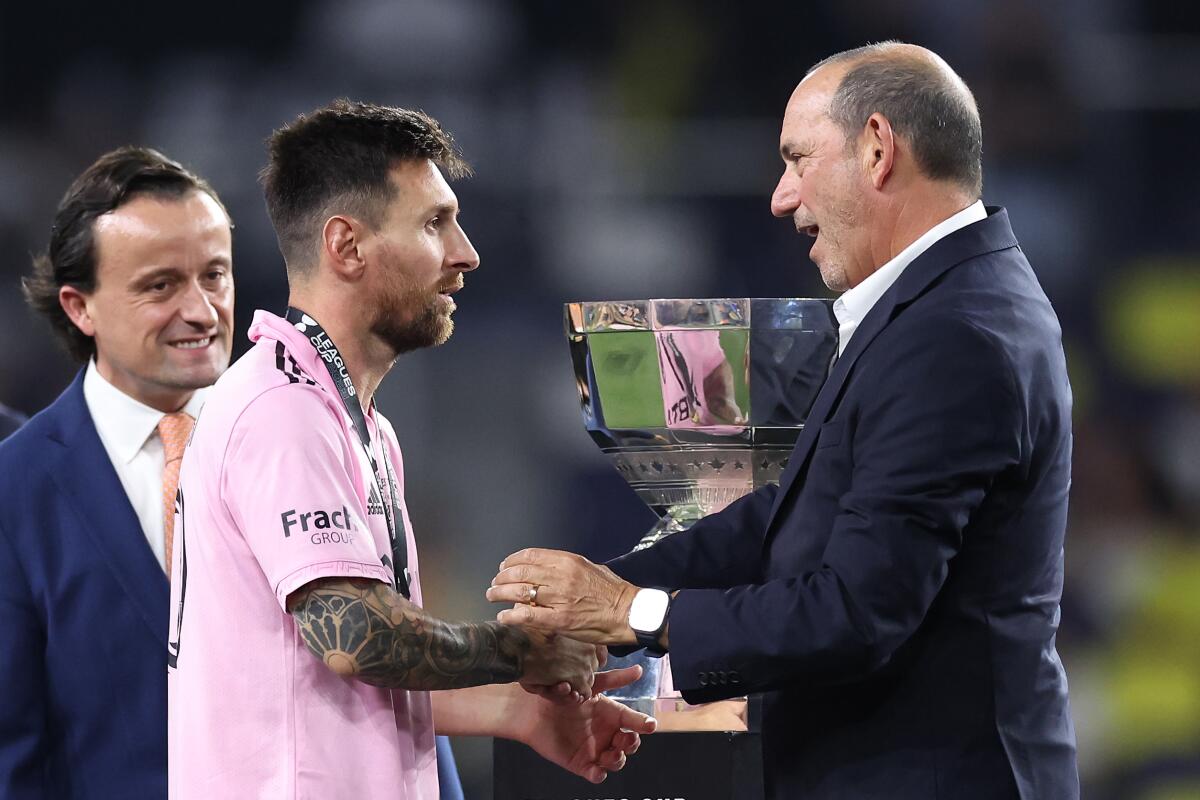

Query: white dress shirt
<box><xmin>83</xmin><ymin>360</ymin><xmax>208</xmax><ymax>571</ymax></box>
<box><xmin>833</xmin><ymin>201</ymin><xmax>987</xmax><ymax>356</ymax></box>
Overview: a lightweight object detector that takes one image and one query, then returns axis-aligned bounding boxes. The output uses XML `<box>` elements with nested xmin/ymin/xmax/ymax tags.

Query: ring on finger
<box><xmin>528</xmin><ymin>585</ymin><xmax>539</xmax><ymax>605</ymax></box>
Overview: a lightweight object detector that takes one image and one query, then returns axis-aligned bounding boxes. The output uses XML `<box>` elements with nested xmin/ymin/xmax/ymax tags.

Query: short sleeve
<box><xmin>697</xmin><ymin>330</ymin><xmax>729</xmax><ymax>375</ymax></box>
<box><xmin>221</xmin><ymin>386</ymin><xmax>392</xmax><ymax>608</ymax></box>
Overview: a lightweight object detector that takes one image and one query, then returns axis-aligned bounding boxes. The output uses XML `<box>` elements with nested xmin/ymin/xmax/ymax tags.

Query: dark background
<box><xmin>2</xmin><ymin>2</ymin><xmax>1198</xmax><ymax>796</ymax></box>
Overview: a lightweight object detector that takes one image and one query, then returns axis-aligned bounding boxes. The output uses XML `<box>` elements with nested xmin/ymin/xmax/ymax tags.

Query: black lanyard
<box><xmin>285</xmin><ymin>307</ymin><xmax>410</xmax><ymax>598</ymax></box>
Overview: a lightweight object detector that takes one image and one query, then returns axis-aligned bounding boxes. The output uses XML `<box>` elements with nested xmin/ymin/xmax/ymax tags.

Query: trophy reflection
<box><xmin>565</xmin><ymin>298</ymin><xmax>837</xmax><ymax>717</ymax></box>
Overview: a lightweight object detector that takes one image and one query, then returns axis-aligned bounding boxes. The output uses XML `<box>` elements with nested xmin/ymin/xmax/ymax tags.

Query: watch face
<box><xmin>629</xmin><ymin>589</ymin><xmax>670</xmax><ymax>633</ymax></box>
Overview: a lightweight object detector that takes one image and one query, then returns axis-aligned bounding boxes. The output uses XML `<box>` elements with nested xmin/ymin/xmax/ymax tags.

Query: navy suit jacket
<box><xmin>610</xmin><ymin>209</ymin><xmax>1079</xmax><ymax>799</ymax></box>
<box><xmin>0</xmin><ymin>372</ymin><xmax>168</xmax><ymax>798</ymax></box>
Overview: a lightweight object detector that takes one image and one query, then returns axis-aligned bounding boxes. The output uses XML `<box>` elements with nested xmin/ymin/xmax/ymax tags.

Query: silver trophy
<box><xmin>565</xmin><ymin>298</ymin><xmax>837</xmax><ymax>714</ymax></box>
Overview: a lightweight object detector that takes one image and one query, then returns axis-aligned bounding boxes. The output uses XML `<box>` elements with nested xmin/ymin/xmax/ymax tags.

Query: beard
<box><xmin>810</xmin><ymin>170</ymin><xmax>868</xmax><ymax>293</ymax></box>
<box><xmin>371</xmin><ymin>283</ymin><xmax>454</xmax><ymax>355</ymax></box>
<box><xmin>815</xmin><ymin>234</ymin><xmax>852</xmax><ymax>293</ymax></box>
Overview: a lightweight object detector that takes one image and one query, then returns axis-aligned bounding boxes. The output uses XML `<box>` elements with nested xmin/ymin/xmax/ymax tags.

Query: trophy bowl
<box><xmin>565</xmin><ymin>298</ymin><xmax>837</xmax><ymax>714</ymax></box>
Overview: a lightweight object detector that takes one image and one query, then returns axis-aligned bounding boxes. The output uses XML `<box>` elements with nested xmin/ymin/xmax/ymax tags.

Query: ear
<box><xmin>321</xmin><ymin>214</ymin><xmax>368</xmax><ymax>281</ymax></box>
<box><xmin>861</xmin><ymin>112</ymin><xmax>896</xmax><ymax>190</ymax></box>
<box><xmin>59</xmin><ymin>285</ymin><xmax>96</xmax><ymax>337</ymax></box>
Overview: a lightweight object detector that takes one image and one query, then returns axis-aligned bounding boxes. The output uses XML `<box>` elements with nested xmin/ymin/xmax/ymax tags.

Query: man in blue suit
<box><xmin>489</xmin><ymin>42</ymin><xmax>1079</xmax><ymax>799</ymax></box>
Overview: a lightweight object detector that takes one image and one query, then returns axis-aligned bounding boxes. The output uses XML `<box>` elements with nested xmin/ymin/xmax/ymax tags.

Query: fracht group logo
<box><xmin>280</xmin><ymin>506</ymin><xmax>358</xmax><ymax>545</ymax></box>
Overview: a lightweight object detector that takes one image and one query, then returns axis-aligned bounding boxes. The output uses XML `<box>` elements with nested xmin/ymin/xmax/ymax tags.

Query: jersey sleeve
<box><xmin>697</xmin><ymin>330</ymin><xmax>729</xmax><ymax>375</ymax></box>
<box><xmin>221</xmin><ymin>385</ymin><xmax>392</xmax><ymax>608</ymax></box>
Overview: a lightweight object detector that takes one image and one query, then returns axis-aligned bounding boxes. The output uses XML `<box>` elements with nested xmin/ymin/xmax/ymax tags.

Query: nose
<box><xmin>771</xmin><ymin>171</ymin><xmax>800</xmax><ymax>218</ymax></box>
<box><xmin>449</xmin><ymin>223</ymin><xmax>481</xmax><ymax>274</ymax></box>
<box><xmin>178</xmin><ymin>280</ymin><xmax>220</xmax><ymax>328</ymax></box>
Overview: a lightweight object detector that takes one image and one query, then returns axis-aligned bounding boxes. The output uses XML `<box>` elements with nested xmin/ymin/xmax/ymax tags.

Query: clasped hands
<box><xmin>492</xmin><ymin>548</ymin><xmax>748</xmax><ymax>743</ymax></box>
<box><xmin>488</xmin><ymin>548</ymin><xmax>642</xmax><ymax>646</ymax></box>
<box><xmin>489</xmin><ymin>548</ymin><xmax>645</xmax><ymax>704</ymax></box>
<box><xmin>488</xmin><ymin>549</ymin><xmax>657</xmax><ymax>784</ymax></box>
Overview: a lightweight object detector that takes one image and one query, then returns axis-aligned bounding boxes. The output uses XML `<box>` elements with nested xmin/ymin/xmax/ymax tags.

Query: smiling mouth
<box><xmin>803</xmin><ymin>225</ymin><xmax>819</xmax><ymax>238</ymax></box>
<box><xmin>170</xmin><ymin>336</ymin><xmax>214</xmax><ymax>350</ymax></box>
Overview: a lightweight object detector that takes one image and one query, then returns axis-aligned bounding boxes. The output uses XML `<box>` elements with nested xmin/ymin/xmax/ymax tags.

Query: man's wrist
<box><xmin>628</xmin><ymin>587</ymin><xmax>674</xmax><ymax>654</ymax></box>
<box><xmin>506</xmin><ymin>683</ymin><xmax>546</xmax><ymax>745</ymax></box>
<box><xmin>614</xmin><ymin>581</ymin><xmax>640</xmax><ymax>645</ymax></box>
<box><xmin>515</xmin><ymin>626</ymin><xmax>551</xmax><ymax>683</ymax></box>
<box><xmin>656</xmin><ymin>593</ymin><xmax>677</xmax><ymax>651</ymax></box>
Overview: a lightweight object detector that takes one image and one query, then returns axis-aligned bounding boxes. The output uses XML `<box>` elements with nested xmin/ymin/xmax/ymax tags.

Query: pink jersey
<box><xmin>656</xmin><ymin>329</ymin><xmax>730</xmax><ymax>428</ymax></box>
<box><xmin>167</xmin><ymin>310</ymin><xmax>438</xmax><ymax>799</ymax></box>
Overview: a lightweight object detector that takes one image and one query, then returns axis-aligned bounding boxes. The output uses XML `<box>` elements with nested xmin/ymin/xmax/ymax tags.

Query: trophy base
<box><xmin>599</xmin><ymin>650</ymin><xmax>663</xmax><ymax>716</ymax></box>
<box><xmin>616</xmin><ymin>506</ymin><xmax>752</xmax><ymax>720</ymax></box>
<box><xmin>632</xmin><ymin>502</ymin><xmax>706</xmax><ymax>551</ymax></box>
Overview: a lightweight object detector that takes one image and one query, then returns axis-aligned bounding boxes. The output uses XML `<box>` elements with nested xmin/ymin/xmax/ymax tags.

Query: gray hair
<box><xmin>809</xmin><ymin>42</ymin><xmax>983</xmax><ymax>197</ymax></box>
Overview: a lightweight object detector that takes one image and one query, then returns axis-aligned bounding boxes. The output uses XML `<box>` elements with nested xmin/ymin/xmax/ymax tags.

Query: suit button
<box><xmin>718</xmin><ymin>671</ymin><xmax>727</xmax><ymax>684</ymax></box>
<box><xmin>729</xmin><ymin>671</ymin><xmax>741</xmax><ymax>684</ymax></box>
<box><xmin>698</xmin><ymin>672</ymin><xmax>708</xmax><ymax>686</ymax></box>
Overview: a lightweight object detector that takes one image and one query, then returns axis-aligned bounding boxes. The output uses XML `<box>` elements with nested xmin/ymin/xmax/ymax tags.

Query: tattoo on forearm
<box><xmin>290</xmin><ymin>579</ymin><xmax>531</xmax><ymax>690</ymax></box>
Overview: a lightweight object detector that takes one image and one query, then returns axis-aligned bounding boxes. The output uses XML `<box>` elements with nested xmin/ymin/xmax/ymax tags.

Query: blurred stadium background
<box><xmin>1</xmin><ymin>1</ymin><xmax>1198</xmax><ymax>796</ymax></box>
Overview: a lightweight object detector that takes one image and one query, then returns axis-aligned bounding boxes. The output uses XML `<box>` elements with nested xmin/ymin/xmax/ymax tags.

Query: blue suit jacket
<box><xmin>0</xmin><ymin>372</ymin><xmax>168</xmax><ymax>798</ymax></box>
<box><xmin>610</xmin><ymin>209</ymin><xmax>1079</xmax><ymax>799</ymax></box>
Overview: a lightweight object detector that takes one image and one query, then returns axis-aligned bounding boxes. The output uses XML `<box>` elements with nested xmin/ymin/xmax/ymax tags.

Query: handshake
<box><xmin>486</xmin><ymin>548</ymin><xmax>749</xmax><ymax>737</ymax></box>
<box><xmin>488</xmin><ymin>548</ymin><xmax>646</xmax><ymax>703</ymax></box>
<box><xmin>448</xmin><ymin>548</ymin><xmax>656</xmax><ymax>785</ymax></box>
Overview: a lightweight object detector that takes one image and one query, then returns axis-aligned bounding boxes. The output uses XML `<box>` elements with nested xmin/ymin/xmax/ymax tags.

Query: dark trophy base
<box><xmin>494</xmin><ymin>731</ymin><xmax>764</xmax><ymax>800</ymax></box>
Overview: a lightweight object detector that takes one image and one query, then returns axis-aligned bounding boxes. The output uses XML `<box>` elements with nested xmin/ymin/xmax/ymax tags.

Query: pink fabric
<box><xmin>656</xmin><ymin>329</ymin><xmax>730</xmax><ymax>428</ymax></box>
<box><xmin>168</xmin><ymin>310</ymin><xmax>437</xmax><ymax>799</ymax></box>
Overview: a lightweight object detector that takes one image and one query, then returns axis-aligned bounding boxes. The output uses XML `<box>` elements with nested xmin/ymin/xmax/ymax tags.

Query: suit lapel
<box><xmin>762</xmin><ymin>208</ymin><xmax>1020</xmax><ymax>537</ymax></box>
<box><xmin>46</xmin><ymin>374</ymin><xmax>170</xmax><ymax>647</ymax></box>
<box><xmin>761</xmin><ymin>282</ymin><xmax>897</xmax><ymax>531</ymax></box>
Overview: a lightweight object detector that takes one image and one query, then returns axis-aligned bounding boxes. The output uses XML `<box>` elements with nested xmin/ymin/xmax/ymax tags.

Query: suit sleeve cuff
<box><xmin>667</xmin><ymin>588</ymin><xmax>750</xmax><ymax>704</ymax></box>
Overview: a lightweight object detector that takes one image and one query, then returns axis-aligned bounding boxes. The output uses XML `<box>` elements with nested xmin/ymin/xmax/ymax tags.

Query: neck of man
<box><xmin>288</xmin><ymin>289</ymin><xmax>395</xmax><ymax>413</ymax></box>
<box><xmin>94</xmin><ymin>355</ymin><xmax>194</xmax><ymax>414</ymax></box>
<box><xmin>870</xmin><ymin>184</ymin><xmax>978</xmax><ymax>275</ymax></box>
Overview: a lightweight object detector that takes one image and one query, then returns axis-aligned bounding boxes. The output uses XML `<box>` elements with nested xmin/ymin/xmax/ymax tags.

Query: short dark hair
<box><xmin>810</xmin><ymin>43</ymin><xmax>983</xmax><ymax>197</ymax></box>
<box><xmin>23</xmin><ymin>146</ymin><xmax>228</xmax><ymax>363</ymax></box>
<box><xmin>260</xmin><ymin>99</ymin><xmax>471</xmax><ymax>273</ymax></box>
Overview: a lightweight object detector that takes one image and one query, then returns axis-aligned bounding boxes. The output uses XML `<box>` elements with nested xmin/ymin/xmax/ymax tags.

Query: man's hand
<box><xmin>520</xmin><ymin>629</ymin><xmax>602</xmax><ymax>700</ymax></box>
<box><xmin>487</xmin><ymin>549</ymin><xmax>640</xmax><ymax>645</ymax></box>
<box><xmin>521</xmin><ymin>664</ymin><xmax>644</xmax><ymax>706</ymax></box>
<box><xmin>655</xmin><ymin>698</ymin><xmax>748</xmax><ymax>732</ymax></box>
<box><xmin>518</xmin><ymin>689</ymin><xmax>658</xmax><ymax>784</ymax></box>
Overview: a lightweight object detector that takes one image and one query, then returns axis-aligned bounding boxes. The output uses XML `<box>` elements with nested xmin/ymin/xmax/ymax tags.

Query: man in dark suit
<box><xmin>488</xmin><ymin>42</ymin><xmax>1079</xmax><ymax>799</ymax></box>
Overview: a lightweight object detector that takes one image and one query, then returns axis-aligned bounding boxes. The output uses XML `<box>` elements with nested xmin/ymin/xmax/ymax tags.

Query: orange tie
<box><xmin>159</xmin><ymin>412</ymin><xmax>195</xmax><ymax>576</ymax></box>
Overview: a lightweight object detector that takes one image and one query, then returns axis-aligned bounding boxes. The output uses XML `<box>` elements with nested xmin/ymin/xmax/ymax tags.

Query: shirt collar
<box><xmin>833</xmin><ymin>200</ymin><xmax>987</xmax><ymax>328</ymax></box>
<box><xmin>82</xmin><ymin>359</ymin><xmax>208</xmax><ymax>464</ymax></box>
<box><xmin>248</xmin><ymin>308</ymin><xmax>377</xmax><ymax>416</ymax></box>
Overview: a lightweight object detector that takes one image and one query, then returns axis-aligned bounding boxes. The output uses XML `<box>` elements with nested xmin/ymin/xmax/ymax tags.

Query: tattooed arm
<box><xmin>287</xmin><ymin>576</ymin><xmax>599</xmax><ymax>694</ymax></box>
